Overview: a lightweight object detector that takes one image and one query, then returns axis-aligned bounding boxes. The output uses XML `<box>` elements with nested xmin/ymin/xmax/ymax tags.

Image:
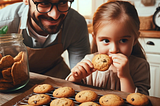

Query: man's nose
<box><xmin>109</xmin><ymin>43</ymin><xmax>120</xmax><ymax>54</ymax></box>
<box><xmin>47</xmin><ymin>6</ymin><xmax>60</xmax><ymax>20</ymax></box>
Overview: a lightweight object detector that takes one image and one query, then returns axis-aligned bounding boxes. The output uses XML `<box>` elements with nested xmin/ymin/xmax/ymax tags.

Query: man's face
<box><xmin>28</xmin><ymin>0</ymin><xmax>69</xmax><ymax>35</ymax></box>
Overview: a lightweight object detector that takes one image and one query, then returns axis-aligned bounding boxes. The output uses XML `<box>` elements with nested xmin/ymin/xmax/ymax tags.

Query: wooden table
<box><xmin>1</xmin><ymin>72</ymin><xmax>160</xmax><ymax>106</ymax></box>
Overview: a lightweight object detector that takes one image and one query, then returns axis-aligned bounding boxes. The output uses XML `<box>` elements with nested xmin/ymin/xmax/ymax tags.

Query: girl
<box><xmin>66</xmin><ymin>1</ymin><xmax>150</xmax><ymax>95</ymax></box>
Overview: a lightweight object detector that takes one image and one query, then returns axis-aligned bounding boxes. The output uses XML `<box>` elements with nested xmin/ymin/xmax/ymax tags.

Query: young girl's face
<box><xmin>94</xmin><ymin>20</ymin><xmax>137</xmax><ymax>57</ymax></box>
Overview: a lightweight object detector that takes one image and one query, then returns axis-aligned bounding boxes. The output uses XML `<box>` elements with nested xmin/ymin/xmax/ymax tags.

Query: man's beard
<box><xmin>31</xmin><ymin>12</ymin><xmax>66</xmax><ymax>34</ymax></box>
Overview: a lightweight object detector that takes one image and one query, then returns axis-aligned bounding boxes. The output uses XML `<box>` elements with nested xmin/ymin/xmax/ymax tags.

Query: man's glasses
<box><xmin>32</xmin><ymin>0</ymin><xmax>74</xmax><ymax>13</ymax></box>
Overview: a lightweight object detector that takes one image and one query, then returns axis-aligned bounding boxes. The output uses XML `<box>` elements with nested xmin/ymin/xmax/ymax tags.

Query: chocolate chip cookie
<box><xmin>126</xmin><ymin>93</ymin><xmax>149</xmax><ymax>106</ymax></box>
<box><xmin>99</xmin><ymin>94</ymin><xmax>124</xmax><ymax>106</ymax></box>
<box><xmin>75</xmin><ymin>90</ymin><xmax>98</xmax><ymax>103</ymax></box>
<box><xmin>79</xmin><ymin>101</ymin><xmax>100</xmax><ymax>106</ymax></box>
<box><xmin>50</xmin><ymin>98</ymin><xmax>75</xmax><ymax>106</ymax></box>
<box><xmin>28</xmin><ymin>94</ymin><xmax>51</xmax><ymax>105</ymax></box>
<box><xmin>92</xmin><ymin>54</ymin><xmax>112</xmax><ymax>71</ymax></box>
<box><xmin>33</xmin><ymin>84</ymin><xmax>54</xmax><ymax>93</ymax></box>
<box><xmin>53</xmin><ymin>86</ymin><xmax>75</xmax><ymax>98</ymax></box>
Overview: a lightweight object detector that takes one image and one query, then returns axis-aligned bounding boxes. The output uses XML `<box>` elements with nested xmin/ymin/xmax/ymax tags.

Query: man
<box><xmin>0</xmin><ymin>0</ymin><xmax>90</xmax><ymax>79</ymax></box>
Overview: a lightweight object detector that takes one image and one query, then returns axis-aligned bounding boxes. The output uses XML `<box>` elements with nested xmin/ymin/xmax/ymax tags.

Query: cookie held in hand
<box><xmin>92</xmin><ymin>54</ymin><xmax>112</xmax><ymax>71</ymax></box>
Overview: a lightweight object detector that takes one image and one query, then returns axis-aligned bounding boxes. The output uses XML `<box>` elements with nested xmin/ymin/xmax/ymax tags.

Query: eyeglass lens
<box><xmin>37</xmin><ymin>1</ymin><xmax>71</xmax><ymax>13</ymax></box>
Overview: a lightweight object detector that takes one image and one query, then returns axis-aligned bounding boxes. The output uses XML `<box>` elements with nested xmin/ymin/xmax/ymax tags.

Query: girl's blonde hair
<box><xmin>91</xmin><ymin>1</ymin><xmax>146</xmax><ymax>59</ymax></box>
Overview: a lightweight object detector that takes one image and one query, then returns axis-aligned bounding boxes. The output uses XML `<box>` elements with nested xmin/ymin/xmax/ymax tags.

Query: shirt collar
<box><xmin>20</xmin><ymin>5</ymin><xmax>29</xmax><ymax>29</ymax></box>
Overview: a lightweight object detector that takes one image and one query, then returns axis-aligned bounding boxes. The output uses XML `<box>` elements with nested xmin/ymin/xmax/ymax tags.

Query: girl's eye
<box><xmin>120</xmin><ymin>39</ymin><xmax>128</xmax><ymax>43</ymax></box>
<box><xmin>102</xmin><ymin>39</ymin><xmax>110</xmax><ymax>44</ymax></box>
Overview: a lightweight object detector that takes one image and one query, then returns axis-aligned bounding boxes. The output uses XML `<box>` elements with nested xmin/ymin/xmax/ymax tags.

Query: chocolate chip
<box><xmin>105</xmin><ymin>100</ymin><xmax>108</xmax><ymax>102</ymax></box>
<box><xmin>131</xmin><ymin>98</ymin><xmax>134</xmax><ymax>101</ymax></box>
<box><xmin>34</xmin><ymin>101</ymin><xmax>37</xmax><ymax>104</ymax></box>
<box><xmin>102</xmin><ymin>59</ymin><xmax>107</xmax><ymax>62</ymax></box>
<box><xmin>56</xmin><ymin>93</ymin><xmax>58</xmax><ymax>95</ymax></box>
<box><xmin>79</xmin><ymin>95</ymin><xmax>81</xmax><ymax>98</ymax></box>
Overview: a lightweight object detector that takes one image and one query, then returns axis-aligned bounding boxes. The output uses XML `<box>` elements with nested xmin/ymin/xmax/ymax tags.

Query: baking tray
<box><xmin>13</xmin><ymin>86</ymin><xmax>152</xmax><ymax>106</ymax></box>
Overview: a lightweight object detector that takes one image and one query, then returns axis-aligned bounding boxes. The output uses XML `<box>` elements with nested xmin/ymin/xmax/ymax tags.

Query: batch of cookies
<box><xmin>19</xmin><ymin>83</ymin><xmax>150</xmax><ymax>106</ymax></box>
<box><xmin>0</xmin><ymin>51</ymin><xmax>29</xmax><ymax>91</ymax></box>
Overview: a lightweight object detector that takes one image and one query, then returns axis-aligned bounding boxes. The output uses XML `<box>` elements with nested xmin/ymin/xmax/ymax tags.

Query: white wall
<box><xmin>133</xmin><ymin>0</ymin><xmax>160</xmax><ymax>16</ymax></box>
<box><xmin>72</xmin><ymin>0</ymin><xmax>160</xmax><ymax>17</ymax></box>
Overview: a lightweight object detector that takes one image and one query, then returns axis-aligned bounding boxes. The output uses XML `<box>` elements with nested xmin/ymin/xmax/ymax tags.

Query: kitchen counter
<box><xmin>140</xmin><ymin>30</ymin><xmax>160</xmax><ymax>38</ymax></box>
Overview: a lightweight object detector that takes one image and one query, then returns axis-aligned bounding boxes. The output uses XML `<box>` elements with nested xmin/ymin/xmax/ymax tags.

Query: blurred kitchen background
<box><xmin>0</xmin><ymin>0</ymin><xmax>160</xmax><ymax>98</ymax></box>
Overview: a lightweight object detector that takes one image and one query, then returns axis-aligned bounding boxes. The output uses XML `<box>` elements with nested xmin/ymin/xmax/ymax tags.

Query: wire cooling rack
<box><xmin>13</xmin><ymin>87</ymin><xmax>150</xmax><ymax>106</ymax></box>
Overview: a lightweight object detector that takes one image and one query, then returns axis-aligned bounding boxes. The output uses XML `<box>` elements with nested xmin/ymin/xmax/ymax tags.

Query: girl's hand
<box><xmin>70</xmin><ymin>60</ymin><xmax>96</xmax><ymax>81</ymax></box>
<box><xmin>110</xmin><ymin>53</ymin><xmax>130</xmax><ymax>79</ymax></box>
<box><xmin>110</xmin><ymin>53</ymin><xmax>136</xmax><ymax>93</ymax></box>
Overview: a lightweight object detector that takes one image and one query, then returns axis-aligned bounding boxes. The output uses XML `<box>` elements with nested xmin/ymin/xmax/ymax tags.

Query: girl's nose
<box><xmin>47</xmin><ymin>6</ymin><xmax>60</xmax><ymax>20</ymax></box>
<box><xmin>109</xmin><ymin>43</ymin><xmax>120</xmax><ymax>54</ymax></box>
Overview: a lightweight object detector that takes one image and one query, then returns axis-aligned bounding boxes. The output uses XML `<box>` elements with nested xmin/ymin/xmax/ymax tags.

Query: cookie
<box><xmin>126</xmin><ymin>93</ymin><xmax>149</xmax><ymax>106</ymax></box>
<box><xmin>0</xmin><ymin>78</ymin><xmax>12</xmax><ymax>83</ymax></box>
<box><xmin>0</xmin><ymin>52</ymin><xmax>29</xmax><ymax>90</ymax></box>
<box><xmin>33</xmin><ymin>84</ymin><xmax>54</xmax><ymax>93</ymax></box>
<box><xmin>11</xmin><ymin>55</ymin><xmax>28</xmax><ymax>86</ymax></box>
<box><xmin>53</xmin><ymin>86</ymin><xmax>75</xmax><ymax>98</ymax></box>
<box><xmin>1</xmin><ymin>68</ymin><xmax>12</xmax><ymax>81</ymax></box>
<box><xmin>14</xmin><ymin>51</ymin><xmax>23</xmax><ymax>62</ymax></box>
<box><xmin>79</xmin><ymin>101</ymin><xmax>100</xmax><ymax>106</ymax></box>
<box><xmin>75</xmin><ymin>90</ymin><xmax>98</xmax><ymax>103</ymax></box>
<box><xmin>99</xmin><ymin>94</ymin><xmax>124</xmax><ymax>106</ymax></box>
<box><xmin>28</xmin><ymin>94</ymin><xmax>51</xmax><ymax>105</ymax></box>
<box><xmin>92</xmin><ymin>54</ymin><xmax>112</xmax><ymax>71</ymax></box>
<box><xmin>50</xmin><ymin>98</ymin><xmax>75</xmax><ymax>106</ymax></box>
<box><xmin>0</xmin><ymin>55</ymin><xmax>14</xmax><ymax>68</ymax></box>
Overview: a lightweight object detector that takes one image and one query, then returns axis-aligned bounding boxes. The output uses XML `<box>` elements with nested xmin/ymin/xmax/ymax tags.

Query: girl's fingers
<box><xmin>72</xmin><ymin>60</ymin><xmax>94</xmax><ymax>79</ymax></box>
<box><xmin>72</xmin><ymin>65</ymin><xmax>86</xmax><ymax>79</ymax></box>
<box><xmin>78</xmin><ymin>60</ymin><xmax>94</xmax><ymax>68</ymax></box>
<box><xmin>77</xmin><ymin>65</ymin><xmax>87</xmax><ymax>78</ymax></box>
<box><xmin>78</xmin><ymin>60</ymin><xmax>94</xmax><ymax>72</ymax></box>
<box><xmin>72</xmin><ymin>67</ymin><xmax>80</xmax><ymax>77</ymax></box>
<box><xmin>110</xmin><ymin>53</ymin><xmax>127</xmax><ymax>64</ymax></box>
<box><xmin>84</xmin><ymin>60</ymin><xmax>94</xmax><ymax>68</ymax></box>
<box><xmin>74</xmin><ymin>72</ymin><xmax>78</xmax><ymax>77</ymax></box>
